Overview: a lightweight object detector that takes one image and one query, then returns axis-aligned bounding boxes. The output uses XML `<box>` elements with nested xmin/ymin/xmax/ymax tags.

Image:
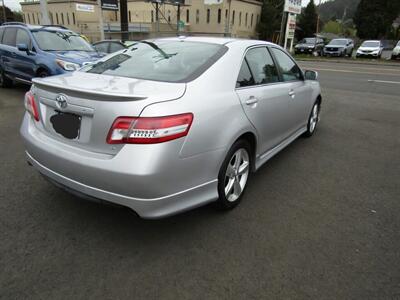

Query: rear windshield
<box><xmin>301</xmin><ymin>38</ymin><xmax>317</xmax><ymax>44</ymax></box>
<box><xmin>83</xmin><ymin>41</ymin><xmax>228</xmax><ymax>83</ymax></box>
<box><xmin>361</xmin><ymin>41</ymin><xmax>380</xmax><ymax>47</ymax></box>
<box><xmin>32</xmin><ymin>30</ymin><xmax>94</xmax><ymax>51</ymax></box>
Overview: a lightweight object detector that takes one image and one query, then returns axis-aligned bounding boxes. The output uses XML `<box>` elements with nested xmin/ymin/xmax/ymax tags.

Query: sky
<box><xmin>6</xmin><ymin>0</ymin><xmax>327</xmax><ymax>12</ymax></box>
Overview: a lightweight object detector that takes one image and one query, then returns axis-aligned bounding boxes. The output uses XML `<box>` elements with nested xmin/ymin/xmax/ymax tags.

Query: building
<box><xmin>21</xmin><ymin>0</ymin><xmax>262</xmax><ymax>41</ymax></box>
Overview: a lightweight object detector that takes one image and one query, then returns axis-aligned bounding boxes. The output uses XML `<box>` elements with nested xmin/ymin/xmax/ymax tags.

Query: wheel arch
<box><xmin>232</xmin><ymin>131</ymin><xmax>258</xmax><ymax>172</ymax></box>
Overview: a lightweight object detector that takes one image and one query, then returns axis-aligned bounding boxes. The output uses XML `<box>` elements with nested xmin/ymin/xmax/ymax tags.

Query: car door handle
<box><xmin>245</xmin><ymin>97</ymin><xmax>258</xmax><ymax>106</ymax></box>
<box><xmin>289</xmin><ymin>90</ymin><xmax>296</xmax><ymax>98</ymax></box>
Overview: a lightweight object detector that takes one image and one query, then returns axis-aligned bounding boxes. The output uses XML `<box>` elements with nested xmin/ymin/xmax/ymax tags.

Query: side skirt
<box><xmin>255</xmin><ymin>126</ymin><xmax>307</xmax><ymax>171</ymax></box>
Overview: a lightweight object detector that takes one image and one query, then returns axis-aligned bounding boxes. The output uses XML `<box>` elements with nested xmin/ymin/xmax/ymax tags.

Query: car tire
<box><xmin>0</xmin><ymin>67</ymin><xmax>13</xmax><ymax>88</ymax></box>
<box><xmin>216</xmin><ymin>139</ymin><xmax>252</xmax><ymax>210</ymax></box>
<box><xmin>37</xmin><ymin>70</ymin><xmax>49</xmax><ymax>78</ymax></box>
<box><xmin>303</xmin><ymin>101</ymin><xmax>320</xmax><ymax>138</ymax></box>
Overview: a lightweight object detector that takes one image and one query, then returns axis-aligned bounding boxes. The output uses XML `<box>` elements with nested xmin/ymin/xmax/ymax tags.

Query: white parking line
<box><xmin>305</xmin><ymin>67</ymin><xmax>400</xmax><ymax>76</ymax></box>
<box><xmin>367</xmin><ymin>80</ymin><xmax>400</xmax><ymax>85</ymax></box>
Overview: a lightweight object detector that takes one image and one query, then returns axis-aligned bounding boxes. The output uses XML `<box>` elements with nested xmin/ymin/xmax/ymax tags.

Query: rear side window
<box><xmin>93</xmin><ymin>42</ymin><xmax>109</xmax><ymax>53</ymax></box>
<box><xmin>109</xmin><ymin>42</ymin><xmax>125</xmax><ymax>53</ymax></box>
<box><xmin>3</xmin><ymin>28</ymin><xmax>17</xmax><ymax>47</ymax></box>
<box><xmin>16</xmin><ymin>29</ymin><xmax>31</xmax><ymax>47</ymax></box>
<box><xmin>0</xmin><ymin>28</ymin><xmax>4</xmax><ymax>44</ymax></box>
<box><xmin>245</xmin><ymin>47</ymin><xmax>279</xmax><ymax>85</ymax></box>
<box><xmin>270</xmin><ymin>48</ymin><xmax>302</xmax><ymax>82</ymax></box>
<box><xmin>236</xmin><ymin>60</ymin><xmax>254</xmax><ymax>88</ymax></box>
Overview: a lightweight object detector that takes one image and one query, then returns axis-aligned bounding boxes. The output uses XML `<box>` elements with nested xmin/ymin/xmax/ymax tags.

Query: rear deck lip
<box><xmin>25</xmin><ymin>151</ymin><xmax>218</xmax><ymax>219</ymax></box>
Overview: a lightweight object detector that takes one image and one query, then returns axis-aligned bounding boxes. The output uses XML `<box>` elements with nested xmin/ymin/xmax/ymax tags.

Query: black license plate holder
<box><xmin>50</xmin><ymin>111</ymin><xmax>82</xmax><ymax>140</ymax></box>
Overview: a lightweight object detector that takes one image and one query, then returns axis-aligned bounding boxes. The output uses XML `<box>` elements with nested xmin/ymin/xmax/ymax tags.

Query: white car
<box><xmin>391</xmin><ymin>41</ymin><xmax>400</xmax><ymax>60</ymax></box>
<box><xmin>356</xmin><ymin>40</ymin><xmax>383</xmax><ymax>58</ymax></box>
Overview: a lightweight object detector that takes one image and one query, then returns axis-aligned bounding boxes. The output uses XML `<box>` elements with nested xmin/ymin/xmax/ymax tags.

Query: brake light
<box><xmin>24</xmin><ymin>91</ymin><xmax>40</xmax><ymax>122</ymax></box>
<box><xmin>107</xmin><ymin>113</ymin><xmax>193</xmax><ymax>144</ymax></box>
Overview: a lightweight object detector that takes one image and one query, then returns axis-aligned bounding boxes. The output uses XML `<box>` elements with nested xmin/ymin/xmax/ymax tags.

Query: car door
<box><xmin>235</xmin><ymin>46</ymin><xmax>293</xmax><ymax>154</ymax></box>
<box><xmin>1</xmin><ymin>27</ymin><xmax>17</xmax><ymax>76</ymax></box>
<box><xmin>13</xmin><ymin>28</ymin><xmax>36</xmax><ymax>81</ymax></box>
<box><xmin>270</xmin><ymin>47</ymin><xmax>313</xmax><ymax>135</ymax></box>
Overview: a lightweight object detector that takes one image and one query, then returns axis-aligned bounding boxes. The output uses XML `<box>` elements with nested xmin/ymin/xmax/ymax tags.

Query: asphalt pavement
<box><xmin>1</xmin><ymin>61</ymin><xmax>399</xmax><ymax>299</ymax></box>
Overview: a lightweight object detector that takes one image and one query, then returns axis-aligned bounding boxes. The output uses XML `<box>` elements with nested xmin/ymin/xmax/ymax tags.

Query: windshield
<box><xmin>32</xmin><ymin>30</ymin><xmax>94</xmax><ymax>51</ymax></box>
<box><xmin>329</xmin><ymin>39</ymin><xmax>348</xmax><ymax>46</ymax></box>
<box><xmin>361</xmin><ymin>41</ymin><xmax>380</xmax><ymax>48</ymax></box>
<box><xmin>83</xmin><ymin>41</ymin><xmax>227</xmax><ymax>83</ymax></box>
<box><xmin>300</xmin><ymin>38</ymin><xmax>316</xmax><ymax>44</ymax></box>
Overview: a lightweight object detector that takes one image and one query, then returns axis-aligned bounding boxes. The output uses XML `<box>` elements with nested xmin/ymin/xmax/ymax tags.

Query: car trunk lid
<box><xmin>31</xmin><ymin>72</ymin><xmax>186</xmax><ymax>155</ymax></box>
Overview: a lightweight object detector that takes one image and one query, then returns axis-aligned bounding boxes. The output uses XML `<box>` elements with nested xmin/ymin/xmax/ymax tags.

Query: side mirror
<box><xmin>304</xmin><ymin>70</ymin><xmax>318</xmax><ymax>81</ymax></box>
<box><xmin>17</xmin><ymin>43</ymin><xmax>29</xmax><ymax>53</ymax></box>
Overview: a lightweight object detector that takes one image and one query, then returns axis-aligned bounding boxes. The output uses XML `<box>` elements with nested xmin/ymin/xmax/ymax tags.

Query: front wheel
<box><xmin>216</xmin><ymin>140</ymin><xmax>251</xmax><ymax>210</ymax></box>
<box><xmin>303</xmin><ymin>102</ymin><xmax>320</xmax><ymax>138</ymax></box>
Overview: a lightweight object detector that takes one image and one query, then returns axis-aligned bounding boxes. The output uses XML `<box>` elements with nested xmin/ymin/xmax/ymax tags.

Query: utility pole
<box><xmin>279</xmin><ymin>12</ymin><xmax>287</xmax><ymax>46</ymax></box>
<box><xmin>316</xmin><ymin>0</ymin><xmax>322</xmax><ymax>36</ymax></box>
<box><xmin>96</xmin><ymin>0</ymin><xmax>105</xmax><ymax>40</ymax></box>
<box><xmin>156</xmin><ymin>2</ymin><xmax>159</xmax><ymax>34</ymax></box>
<box><xmin>176</xmin><ymin>3</ymin><xmax>180</xmax><ymax>34</ymax></box>
<box><xmin>120</xmin><ymin>0</ymin><xmax>128</xmax><ymax>41</ymax></box>
<box><xmin>39</xmin><ymin>0</ymin><xmax>50</xmax><ymax>24</ymax></box>
<box><xmin>1</xmin><ymin>0</ymin><xmax>7</xmax><ymax>24</ymax></box>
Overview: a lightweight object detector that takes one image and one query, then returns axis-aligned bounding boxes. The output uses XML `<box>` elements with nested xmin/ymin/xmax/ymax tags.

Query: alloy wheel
<box><xmin>224</xmin><ymin>148</ymin><xmax>250</xmax><ymax>202</ymax></box>
<box><xmin>309</xmin><ymin>103</ymin><xmax>319</xmax><ymax>133</ymax></box>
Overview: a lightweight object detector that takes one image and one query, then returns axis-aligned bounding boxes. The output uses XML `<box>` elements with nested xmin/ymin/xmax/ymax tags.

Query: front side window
<box><xmin>245</xmin><ymin>47</ymin><xmax>279</xmax><ymax>85</ymax></box>
<box><xmin>16</xmin><ymin>29</ymin><xmax>31</xmax><ymax>47</ymax></box>
<box><xmin>84</xmin><ymin>41</ymin><xmax>227</xmax><ymax>83</ymax></box>
<box><xmin>3</xmin><ymin>28</ymin><xmax>17</xmax><ymax>47</ymax></box>
<box><xmin>0</xmin><ymin>28</ymin><xmax>4</xmax><ymax>44</ymax></box>
<box><xmin>32</xmin><ymin>30</ymin><xmax>94</xmax><ymax>51</ymax></box>
<box><xmin>270</xmin><ymin>48</ymin><xmax>302</xmax><ymax>82</ymax></box>
<box><xmin>109</xmin><ymin>42</ymin><xmax>125</xmax><ymax>53</ymax></box>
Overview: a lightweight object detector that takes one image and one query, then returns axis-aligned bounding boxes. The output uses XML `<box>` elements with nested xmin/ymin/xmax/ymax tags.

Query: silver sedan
<box><xmin>20</xmin><ymin>37</ymin><xmax>322</xmax><ymax>219</ymax></box>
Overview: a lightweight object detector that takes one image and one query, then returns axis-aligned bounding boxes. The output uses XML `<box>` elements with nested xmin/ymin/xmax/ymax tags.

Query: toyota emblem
<box><xmin>55</xmin><ymin>94</ymin><xmax>68</xmax><ymax>110</ymax></box>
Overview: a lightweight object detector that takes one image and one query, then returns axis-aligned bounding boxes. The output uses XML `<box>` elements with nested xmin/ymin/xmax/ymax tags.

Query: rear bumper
<box><xmin>21</xmin><ymin>114</ymin><xmax>222</xmax><ymax>218</ymax></box>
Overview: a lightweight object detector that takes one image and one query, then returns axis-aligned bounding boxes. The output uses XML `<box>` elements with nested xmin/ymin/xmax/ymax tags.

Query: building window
<box><xmin>217</xmin><ymin>9</ymin><xmax>221</xmax><ymax>24</ymax></box>
<box><xmin>245</xmin><ymin>13</ymin><xmax>248</xmax><ymax>27</ymax></box>
<box><xmin>186</xmin><ymin>9</ymin><xmax>189</xmax><ymax>23</ymax></box>
<box><xmin>232</xmin><ymin>10</ymin><xmax>235</xmax><ymax>25</ymax></box>
<box><xmin>61</xmin><ymin>13</ymin><xmax>64</xmax><ymax>25</ymax></box>
<box><xmin>225</xmin><ymin>9</ymin><xmax>228</xmax><ymax>20</ymax></box>
<box><xmin>239</xmin><ymin>12</ymin><xmax>241</xmax><ymax>26</ymax></box>
<box><xmin>115</xmin><ymin>11</ymin><xmax>118</xmax><ymax>21</ymax></box>
<box><xmin>251</xmin><ymin>13</ymin><xmax>253</xmax><ymax>27</ymax></box>
<box><xmin>168</xmin><ymin>10</ymin><xmax>171</xmax><ymax>23</ymax></box>
<box><xmin>196</xmin><ymin>9</ymin><xmax>199</xmax><ymax>24</ymax></box>
<box><xmin>151</xmin><ymin>10</ymin><xmax>154</xmax><ymax>22</ymax></box>
<box><xmin>206</xmin><ymin>9</ymin><xmax>210</xmax><ymax>24</ymax></box>
<box><xmin>67</xmin><ymin>13</ymin><xmax>70</xmax><ymax>25</ymax></box>
<box><xmin>256</xmin><ymin>14</ymin><xmax>259</xmax><ymax>25</ymax></box>
<box><xmin>49</xmin><ymin>12</ymin><xmax>53</xmax><ymax>24</ymax></box>
<box><xmin>27</xmin><ymin>13</ymin><xmax>31</xmax><ymax>24</ymax></box>
<box><xmin>72</xmin><ymin>12</ymin><xmax>76</xmax><ymax>25</ymax></box>
<box><xmin>55</xmin><ymin>13</ymin><xmax>59</xmax><ymax>24</ymax></box>
<box><xmin>32</xmin><ymin>13</ymin><xmax>35</xmax><ymax>24</ymax></box>
<box><xmin>129</xmin><ymin>11</ymin><xmax>131</xmax><ymax>22</ymax></box>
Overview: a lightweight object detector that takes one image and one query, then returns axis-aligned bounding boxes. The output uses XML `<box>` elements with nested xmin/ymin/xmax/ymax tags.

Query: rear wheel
<box><xmin>303</xmin><ymin>101</ymin><xmax>320</xmax><ymax>138</ymax></box>
<box><xmin>216</xmin><ymin>140</ymin><xmax>251</xmax><ymax>210</ymax></box>
<box><xmin>0</xmin><ymin>67</ymin><xmax>13</xmax><ymax>88</ymax></box>
<box><xmin>37</xmin><ymin>70</ymin><xmax>49</xmax><ymax>78</ymax></box>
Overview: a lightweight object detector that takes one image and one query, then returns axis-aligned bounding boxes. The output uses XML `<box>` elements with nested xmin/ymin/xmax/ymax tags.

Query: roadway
<box><xmin>1</xmin><ymin>61</ymin><xmax>399</xmax><ymax>299</ymax></box>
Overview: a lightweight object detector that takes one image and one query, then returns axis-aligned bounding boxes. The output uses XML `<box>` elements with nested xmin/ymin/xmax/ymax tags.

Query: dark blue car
<box><xmin>0</xmin><ymin>22</ymin><xmax>104</xmax><ymax>87</ymax></box>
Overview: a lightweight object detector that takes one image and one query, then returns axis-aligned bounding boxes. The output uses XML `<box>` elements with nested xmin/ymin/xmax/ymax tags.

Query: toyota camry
<box><xmin>20</xmin><ymin>37</ymin><xmax>322</xmax><ymax>218</ymax></box>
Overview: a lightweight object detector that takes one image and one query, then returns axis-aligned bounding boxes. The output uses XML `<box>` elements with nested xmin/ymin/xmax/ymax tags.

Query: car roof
<box><xmin>0</xmin><ymin>23</ymin><xmax>72</xmax><ymax>32</ymax></box>
<box><xmin>149</xmin><ymin>36</ymin><xmax>276</xmax><ymax>47</ymax></box>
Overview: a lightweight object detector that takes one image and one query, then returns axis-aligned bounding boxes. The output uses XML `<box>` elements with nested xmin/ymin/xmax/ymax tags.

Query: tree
<box><xmin>296</xmin><ymin>0</ymin><xmax>319</xmax><ymax>40</ymax></box>
<box><xmin>322</xmin><ymin>20</ymin><xmax>342</xmax><ymax>34</ymax></box>
<box><xmin>354</xmin><ymin>0</ymin><xmax>400</xmax><ymax>39</ymax></box>
<box><xmin>257</xmin><ymin>0</ymin><xmax>284</xmax><ymax>41</ymax></box>
<box><xmin>0</xmin><ymin>5</ymin><xmax>15</xmax><ymax>24</ymax></box>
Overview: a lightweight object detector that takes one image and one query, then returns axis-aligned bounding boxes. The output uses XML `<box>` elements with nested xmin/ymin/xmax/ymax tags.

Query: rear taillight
<box><xmin>107</xmin><ymin>113</ymin><xmax>193</xmax><ymax>144</ymax></box>
<box><xmin>24</xmin><ymin>91</ymin><xmax>39</xmax><ymax>122</ymax></box>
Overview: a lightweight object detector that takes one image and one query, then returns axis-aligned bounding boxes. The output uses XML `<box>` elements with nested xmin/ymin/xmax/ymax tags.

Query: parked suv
<box><xmin>294</xmin><ymin>38</ymin><xmax>325</xmax><ymax>55</ymax></box>
<box><xmin>0</xmin><ymin>22</ymin><xmax>104</xmax><ymax>87</ymax></box>
<box><xmin>356</xmin><ymin>40</ymin><xmax>383</xmax><ymax>58</ymax></box>
<box><xmin>323</xmin><ymin>38</ymin><xmax>354</xmax><ymax>57</ymax></box>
